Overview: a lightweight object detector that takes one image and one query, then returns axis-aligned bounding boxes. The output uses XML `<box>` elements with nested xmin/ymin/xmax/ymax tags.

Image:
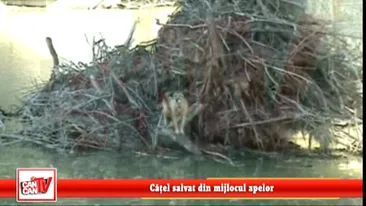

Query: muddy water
<box><xmin>0</xmin><ymin>5</ymin><xmax>363</xmax><ymax>206</ymax></box>
<box><xmin>0</xmin><ymin>144</ymin><xmax>363</xmax><ymax>205</ymax></box>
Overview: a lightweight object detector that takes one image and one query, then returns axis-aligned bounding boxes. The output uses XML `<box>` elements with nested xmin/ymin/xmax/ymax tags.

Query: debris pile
<box><xmin>0</xmin><ymin>0</ymin><xmax>362</xmax><ymax>155</ymax></box>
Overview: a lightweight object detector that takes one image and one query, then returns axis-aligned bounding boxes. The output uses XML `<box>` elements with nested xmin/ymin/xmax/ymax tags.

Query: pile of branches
<box><xmin>0</xmin><ymin>30</ymin><xmax>163</xmax><ymax>152</ymax></box>
<box><xmin>154</xmin><ymin>0</ymin><xmax>362</xmax><ymax>153</ymax></box>
<box><xmin>0</xmin><ymin>0</ymin><xmax>362</xmax><ymax>155</ymax></box>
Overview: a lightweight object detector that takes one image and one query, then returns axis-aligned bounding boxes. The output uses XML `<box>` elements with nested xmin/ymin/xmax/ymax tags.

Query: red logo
<box><xmin>20</xmin><ymin>176</ymin><xmax>53</xmax><ymax>195</ymax></box>
<box><xmin>16</xmin><ymin>168</ymin><xmax>57</xmax><ymax>202</ymax></box>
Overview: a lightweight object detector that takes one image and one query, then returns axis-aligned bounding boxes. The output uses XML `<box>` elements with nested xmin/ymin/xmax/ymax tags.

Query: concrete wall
<box><xmin>307</xmin><ymin>0</ymin><xmax>362</xmax><ymax>38</ymax></box>
<box><xmin>1</xmin><ymin>0</ymin><xmax>120</xmax><ymax>8</ymax></box>
<box><xmin>0</xmin><ymin>5</ymin><xmax>175</xmax><ymax>110</ymax></box>
<box><xmin>1</xmin><ymin>0</ymin><xmax>56</xmax><ymax>7</ymax></box>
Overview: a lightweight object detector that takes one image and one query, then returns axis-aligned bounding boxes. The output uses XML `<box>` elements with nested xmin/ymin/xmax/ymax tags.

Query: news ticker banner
<box><xmin>0</xmin><ymin>168</ymin><xmax>362</xmax><ymax>202</ymax></box>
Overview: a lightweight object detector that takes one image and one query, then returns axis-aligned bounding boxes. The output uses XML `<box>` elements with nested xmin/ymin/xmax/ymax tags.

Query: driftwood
<box><xmin>45</xmin><ymin>37</ymin><xmax>59</xmax><ymax>91</ymax></box>
<box><xmin>46</xmin><ymin>37</ymin><xmax>59</xmax><ymax>68</ymax></box>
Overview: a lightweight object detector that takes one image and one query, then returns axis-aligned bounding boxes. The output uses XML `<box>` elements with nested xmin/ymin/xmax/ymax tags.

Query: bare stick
<box><xmin>46</xmin><ymin>37</ymin><xmax>59</xmax><ymax>68</ymax></box>
<box><xmin>91</xmin><ymin>0</ymin><xmax>104</xmax><ymax>9</ymax></box>
<box><xmin>45</xmin><ymin>37</ymin><xmax>60</xmax><ymax>91</ymax></box>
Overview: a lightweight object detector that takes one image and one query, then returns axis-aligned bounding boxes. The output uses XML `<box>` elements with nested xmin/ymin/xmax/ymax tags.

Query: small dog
<box><xmin>161</xmin><ymin>91</ymin><xmax>189</xmax><ymax>134</ymax></box>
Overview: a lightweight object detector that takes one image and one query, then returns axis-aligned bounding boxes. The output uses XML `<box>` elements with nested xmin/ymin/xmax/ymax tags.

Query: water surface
<box><xmin>0</xmin><ymin>144</ymin><xmax>362</xmax><ymax>205</ymax></box>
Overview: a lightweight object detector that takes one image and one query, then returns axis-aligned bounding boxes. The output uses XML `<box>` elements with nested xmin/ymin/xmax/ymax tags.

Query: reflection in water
<box><xmin>0</xmin><ymin>144</ymin><xmax>363</xmax><ymax>205</ymax></box>
<box><xmin>338</xmin><ymin>160</ymin><xmax>363</xmax><ymax>177</ymax></box>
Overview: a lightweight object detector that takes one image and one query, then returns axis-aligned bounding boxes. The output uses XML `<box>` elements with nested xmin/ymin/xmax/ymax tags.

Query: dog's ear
<box><xmin>158</xmin><ymin>89</ymin><xmax>171</xmax><ymax>103</ymax></box>
<box><xmin>179</xmin><ymin>89</ymin><xmax>189</xmax><ymax>97</ymax></box>
<box><xmin>165</xmin><ymin>91</ymin><xmax>173</xmax><ymax>98</ymax></box>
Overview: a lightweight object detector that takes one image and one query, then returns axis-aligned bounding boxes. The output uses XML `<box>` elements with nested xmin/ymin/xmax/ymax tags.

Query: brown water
<box><xmin>0</xmin><ymin>5</ymin><xmax>363</xmax><ymax>206</ymax></box>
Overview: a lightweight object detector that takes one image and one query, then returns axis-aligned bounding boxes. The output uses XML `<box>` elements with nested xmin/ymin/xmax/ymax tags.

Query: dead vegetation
<box><xmin>0</xmin><ymin>0</ymin><xmax>362</xmax><ymax>156</ymax></box>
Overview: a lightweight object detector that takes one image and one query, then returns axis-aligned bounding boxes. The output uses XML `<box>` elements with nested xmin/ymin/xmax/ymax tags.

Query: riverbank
<box><xmin>0</xmin><ymin>5</ymin><xmax>174</xmax><ymax>111</ymax></box>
